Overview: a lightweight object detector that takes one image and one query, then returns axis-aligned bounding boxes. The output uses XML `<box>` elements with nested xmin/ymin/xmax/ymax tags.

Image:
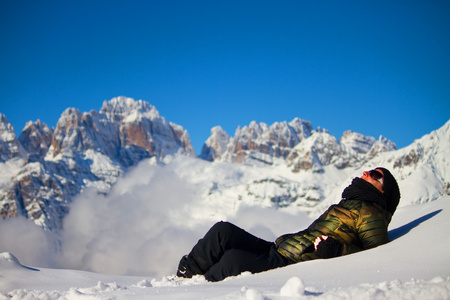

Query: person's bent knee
<box><xmin>210</xmin><ymin>221</ymin><xmax>235</xmax><ymax>235</ymax></box>
<box><xmin>212</xmin><ymin>221</ymin><xmax>233</xmax><ymax>229</ymax></box>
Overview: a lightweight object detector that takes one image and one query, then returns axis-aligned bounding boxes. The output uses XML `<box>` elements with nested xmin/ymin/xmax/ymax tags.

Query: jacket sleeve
<box><xmin>275</xmin><ymin>230</ymin><xmax>315</xmax><ymax>262</ymax></box>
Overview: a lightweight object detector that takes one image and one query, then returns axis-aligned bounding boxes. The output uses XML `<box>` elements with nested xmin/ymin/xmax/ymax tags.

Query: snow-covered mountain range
<box><xmin>0</xmin><ymin>96</ymin><xmax>449</xmax><ymax>237</ymax></box>
<box><xmin>0</xmin><ymin>97</ymin><xmax>195</xmax><ymax>232</ymax></box>
<box><xmin>200</xmin><ymin>119</ymin><xmax>396</xmax><ymax>171</ymax></box>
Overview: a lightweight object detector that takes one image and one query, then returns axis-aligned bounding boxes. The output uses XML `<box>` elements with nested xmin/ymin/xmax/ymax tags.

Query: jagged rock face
<box><xmin>48</xmin><ymin>108</ymin><xmax>121</xmax><ymax>160</ymax></box>
<box><xmin>0</xmin><ymin>160</ymin><xmax>75</xmax><ymax>231</ymax></box>
<box><xmin>0</xmin><ymin>114</ymin><xmax>25</xmax><ymax>162</ymax></box>
<box><xmin>209</xmin><ymin>118</ymin><xmax>313</xmax><ymax>165</ymax></box>
<box><xmin>443</xmin><ymin>182</ymin><xmax>450</xmax><ymax>196</ymax></box>
<box><xmin>200</xmin><ymin>126</ymin><xmax>231</xmax><ymax>161</ymax></box>
<box><xmin>112</xmin><ymin>98</ymin><xmax>195</xmax><ymax>164</ymax></box>
<box><xmin>0</xmin><ymin>97</ymin><xmax>195</xmax><ymax>232</ymax></box>
<box><xmin>13</xmin><ymin>162</ymin><xmax>70</xmax><ymax>230</ymax></box>
<box><xmin>203</xmin><ymin>120</ymin><xmax>397</xmax><ymax>172</ymax></box>
<box><xmin>0</xmin><ymin>190</ymin><xmax>18</xmax><ymax>219</ymax></box>
<box><xmin>171</xmin><ymin>122</ymin><xmax>194</xmax><ymax>154</ymax></box>
<box><xmin>393</xmin><ymin>144</ymin><xmax>423</xmax><ymax>168</ymax></box>
<box><xmin>285</xmin><ymin>130</ymin><xmax>397</xmax><ymax>173</ymax></box>
<box><xmin>286</xmin><ymin>130</ymin><xmax>344</xmax><ymax>173</ymax></box>
<box><xmin>19</xmin><ymin>120</ymin><xmax>54</xmax><ymax>160</ymax></box>
<box><xmin>366</xmin><ymin>136</ymin><xmax>397</xmax><ymax>159</ymax></box>
<box><xmin>340</xmin><ymin>131</ymin><xmax>376</xmax><ymax>154</ymax></box>
<box><xmin>340</xmin><ymin>131</ymin><xmax>397</xmax><ymax>161</ymax></box>
<box><xmin>48</xmin><ymin>96</ymin><xmax>195</xmax><ymax>165</ymax></box>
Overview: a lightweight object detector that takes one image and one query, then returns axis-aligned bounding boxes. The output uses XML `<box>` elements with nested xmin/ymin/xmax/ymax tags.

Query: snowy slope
<box><xmin>1</xmin><ymin>196</ymin><xmax>449</xmax><ymax>299</ymax></box>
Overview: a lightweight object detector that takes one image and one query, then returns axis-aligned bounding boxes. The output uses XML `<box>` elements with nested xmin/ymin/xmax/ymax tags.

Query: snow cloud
<box><xmin>59</xmin><ymin>159</ymin><xmax>207</xmax><ymax>277</ymax></box>
<box><xmin>0</xmin><ymin>215</ymin><xmax>57</xmax><ymax>268</ymax></box>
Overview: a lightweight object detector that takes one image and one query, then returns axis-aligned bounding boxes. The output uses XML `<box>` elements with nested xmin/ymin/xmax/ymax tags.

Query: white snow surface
<box><xmin>1</xmin><ymin>195</ymin><xmax>449</xmax><ymax>299</ymax></box>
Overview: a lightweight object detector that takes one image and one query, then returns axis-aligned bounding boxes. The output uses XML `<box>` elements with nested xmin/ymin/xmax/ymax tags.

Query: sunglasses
<box><xmin>369</xmin><ymin>169</ymin><xmax>384</xmax><ymax>186</ymax></box>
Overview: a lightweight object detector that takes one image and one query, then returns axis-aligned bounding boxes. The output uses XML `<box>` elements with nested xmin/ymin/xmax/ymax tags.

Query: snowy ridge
<box><xmin>201</xmin><ymin>118</ymin><xmax>315</xmax><ymax>165</ymax></box>
<box><xmin>201</xmin><ymin>117</ymin><xmax>396</xmax><ymax>172</ymax></box>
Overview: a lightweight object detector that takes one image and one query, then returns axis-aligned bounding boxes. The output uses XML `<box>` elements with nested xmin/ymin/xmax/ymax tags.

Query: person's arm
<box><xmin>275</xmin><ymin>230</ymin><xmax>315</xmax><ymax>262</ymax></box>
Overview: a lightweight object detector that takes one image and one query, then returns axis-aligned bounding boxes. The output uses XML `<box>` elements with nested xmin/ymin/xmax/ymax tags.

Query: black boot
<box><xmin>176</xmin><ymin>255</ymin><xmax>204</xmax><ymax>278</ymax></box>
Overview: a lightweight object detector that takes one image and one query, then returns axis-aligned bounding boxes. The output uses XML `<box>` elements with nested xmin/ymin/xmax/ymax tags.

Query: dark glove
<box><xmin>316</xmin><ymin>237</ymin><xmax>343</xmax><ymax>258</ymax></box>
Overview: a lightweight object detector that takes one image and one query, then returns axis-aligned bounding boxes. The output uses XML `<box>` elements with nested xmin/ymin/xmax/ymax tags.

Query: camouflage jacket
<box><xmin>275</xmin><ymin>199</ymin><xmax>392</xmax><ymax>262</ymax></box>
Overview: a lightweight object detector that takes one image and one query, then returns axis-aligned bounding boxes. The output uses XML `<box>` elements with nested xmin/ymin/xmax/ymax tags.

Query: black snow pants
<box><xmin>182</xmin><ymin>221</ymin><xmax>293</xmax><ymax>282</ymax></box>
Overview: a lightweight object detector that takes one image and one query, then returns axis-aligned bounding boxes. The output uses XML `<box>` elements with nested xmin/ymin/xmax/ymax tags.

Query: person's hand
<box><xmin>314</xmin><ymin>235</ymin><xmax>343</xmax><ymax>258</ymax></box>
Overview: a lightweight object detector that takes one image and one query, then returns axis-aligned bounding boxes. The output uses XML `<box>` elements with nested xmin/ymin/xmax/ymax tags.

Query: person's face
<box><xmin>361</xmin><ymin>169</ymin><xmax>384</xmax><ymax>193</ymax></box>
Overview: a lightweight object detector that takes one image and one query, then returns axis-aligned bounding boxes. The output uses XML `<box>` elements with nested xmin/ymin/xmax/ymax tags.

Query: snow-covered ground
<box><xmin>1</xmin><ymin>195</ymin><xmax>449</xmax><ymax>299</ymax></box>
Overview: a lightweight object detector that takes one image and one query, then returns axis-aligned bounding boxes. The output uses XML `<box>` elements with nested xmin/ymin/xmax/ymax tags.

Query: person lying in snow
<box><xmin>176</xmin><ymin>167</ymin><xmax>401</xmax><ymax>282</ymax></box>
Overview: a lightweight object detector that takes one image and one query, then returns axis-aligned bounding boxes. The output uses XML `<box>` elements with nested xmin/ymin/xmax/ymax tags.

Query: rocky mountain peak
<box><xmin>205</xmin><ymin>118</ymin><xmax>314</xmax><ymax>164</ymax></box>
<box><xmin>288</xmin><ymin>117</ymin><xmax>314</xmax><ymax>140</ymax></box>
<box><xmin>100</xmin><ymin>96</ymin><xmax>159</xmax><ymax>123</ymax></box>
<box><xmin>200</xmin><ymin>126</ymin><xmax>231</xmax><ymax>161</ymax></box>
<box><xmin>45</xmin><ymin>97</ymin><xmax>194</xmax><ymax>162</ymax></box>
<box><xmin>340</xmin><ymin>130</ymin><xmax>377</xmax><ymax>154</ymax></box>
<box><xmin>366</xmin><ymin>135</ymin><xmax>397</xmax><ymax>159</ymax></box>
<box><xmin>0</xmin><ymin>114</ymin><xmax>26</xmax><ymax>162</ymax></box>
<box><xmin>201</xmin><ymin>118</ymin><xmax>396</xmax><ymax>171</ymax></box>
<box><xmin>286</xmin><ymin>130</ymin><xmax>343</xmax><ymax>172</ymax></box>
<box><xmin>18</xmin><ymin>120</ymin><xmax>53</xmax><ymax>161</ymax></box>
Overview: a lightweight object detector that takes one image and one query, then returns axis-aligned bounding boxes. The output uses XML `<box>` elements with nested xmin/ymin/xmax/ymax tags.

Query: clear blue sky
<box><xmin>1</xmin><ymin>0</ymin><xmax>449</xmax><ymax>154</ymax></box>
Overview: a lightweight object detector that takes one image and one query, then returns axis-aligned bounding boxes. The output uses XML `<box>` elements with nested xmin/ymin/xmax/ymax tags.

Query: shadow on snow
<box><xmin>388</xmin><ymin>209</ymin><xmax>442</xmax><ymax>241</ymax></box>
